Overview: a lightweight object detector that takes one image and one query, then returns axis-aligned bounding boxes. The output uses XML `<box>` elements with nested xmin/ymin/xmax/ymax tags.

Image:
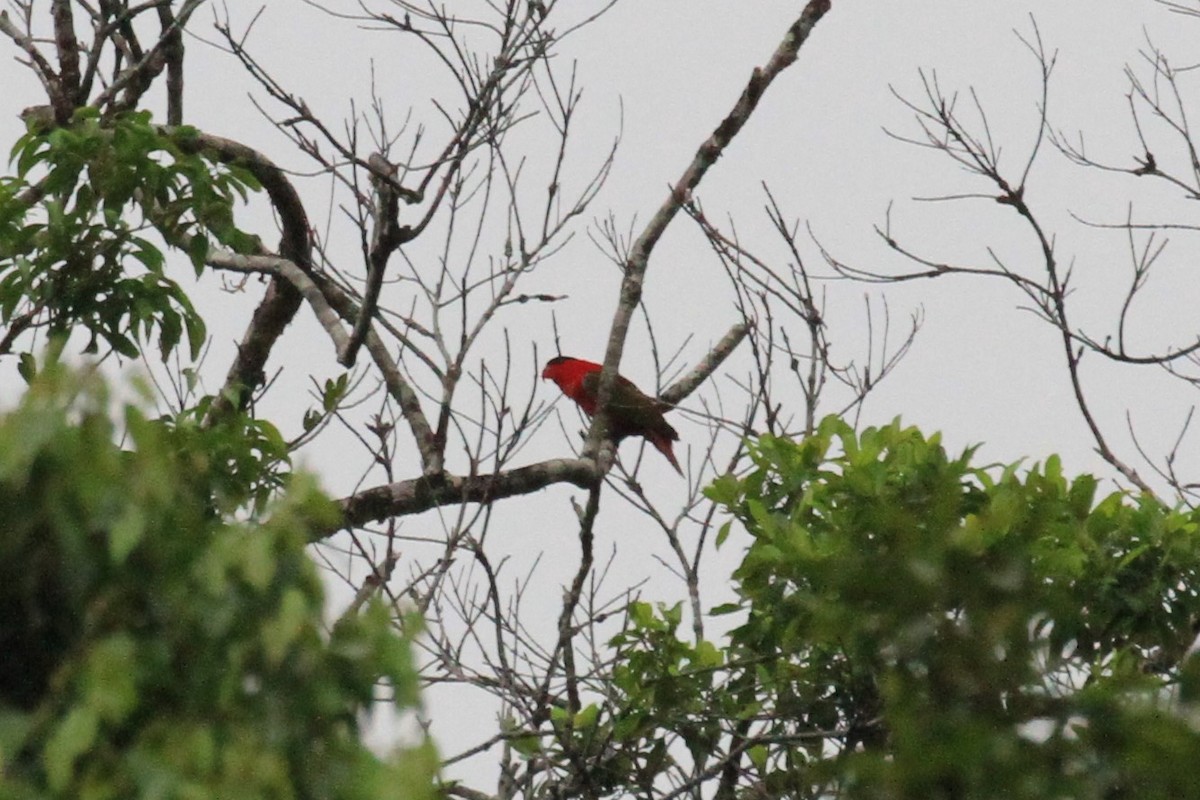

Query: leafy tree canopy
<box><xmin>578</xmin><ymin>418</ymin><xmax>1200</xmax><ymax>800</ymax></box>
<box><xmin>0</xmin><ymin>358</ymin><xmax>435</xmax><ymax>800</ymax></box>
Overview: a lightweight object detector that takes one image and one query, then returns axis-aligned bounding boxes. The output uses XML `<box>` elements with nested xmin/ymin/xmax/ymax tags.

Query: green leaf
<box><xmin>84</xmin><ymin>635</ymin><xmax>139</xmax><ymax>723</ymax></box>
<box><xmin>694</xmin><ymin>640</ymin><xmax>723</xmax><ymax>668</ymax></box>
<box><xmin>44</xmin><ymin>707</ymin><xmax>98</xmax><ymax>791</ymax></box>
<box><xmin>262</xmin><ymin>588</ymin><xmax>311</xmax><ymax>665</ymax></box>
<box><xmin>628</xmin><ymin>601</ymin><xmax>654</xmax><ymax>629</ymax></box>
<box><xmin>184</xmin><ymin>312</ymin><xmax>207</xmax><ymax>361</ymax></box>
<box><xmin>509</xmin><ymin>733</ymin><xmax>541</xmax><ymax>758</ymax></box>
<box><xmin>323</xmin><ymin>374</ymin><xmax>349</xmax><ymax>412</ymax></box>
<box><xmin>108</xmin><ymin>505</ymin><xmax>145</xmax><ymax>564</ymax></box>
<box><xmin>187</xmin><ymin>234</ymin><xmax>209</xmax><ymax>272</ymax></box>
<box><xmin>17</xmin><ymin>352</ymin><xmax>36</xmax><ymax>383</ymax></box>
<box><xmin>239</xmin><ymin>530</ymin><xmax>277</xmax><ymax>590</ymax></box>
<box><xmin>716</xmin><ymin>519</ymin><xmax>732</xmax><ymax>549</ymax></box>
<box><xmin>574</xmin><ymin>703</ymin><xmax>600</xmax><ymax>729</ymax></box>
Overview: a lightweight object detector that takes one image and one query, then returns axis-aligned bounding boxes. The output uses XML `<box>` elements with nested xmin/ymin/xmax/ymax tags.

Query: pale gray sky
<box><xmin>2</xmin><ymin>2</ymin><xmax>1190</xmax><ymax>473</ymax></box>
<box><xmin>3</xmin><ymin>0</ymin><xmax>1198</xmax><ymax>782</ymax></box>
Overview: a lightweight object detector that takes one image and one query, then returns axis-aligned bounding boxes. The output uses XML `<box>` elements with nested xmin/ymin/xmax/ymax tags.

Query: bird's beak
<box><xmin>540</xmin><ymin>367</ymin><xmax>551</xmax><ymax>380</ymax></box>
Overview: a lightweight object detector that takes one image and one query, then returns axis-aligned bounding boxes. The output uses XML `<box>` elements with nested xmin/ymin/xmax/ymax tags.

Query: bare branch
<box><xmin>330</xmin><ymin>457</ymin><xmax>598</xmax><ymax>538</ymax></box>
<box><xmin>661</xmin><ymin>323</ymin><xmax>749</xmax><ymax>406</ymax></box>
<box><xmin>587</xmin><ymin>0</ymin><xmax>831</xmax><ymax>459</ymax></box>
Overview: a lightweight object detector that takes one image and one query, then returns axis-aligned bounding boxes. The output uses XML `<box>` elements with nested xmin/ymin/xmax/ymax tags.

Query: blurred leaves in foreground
<box><xmin>0</xmin><ymin>360</ymin><xmax>435</xmax><ymax>800</ymax></box>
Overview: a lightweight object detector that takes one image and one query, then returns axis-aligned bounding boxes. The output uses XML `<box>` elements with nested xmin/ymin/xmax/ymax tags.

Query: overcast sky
<box><xmin>3</xmin><ymin>0</ymin><xmax>1199</xmax><ymax>780</ymax></box>
<box><xmin>3</xmin><ymin>2</ymin><xmax>1193</xmax><ymax>476</ymax></box>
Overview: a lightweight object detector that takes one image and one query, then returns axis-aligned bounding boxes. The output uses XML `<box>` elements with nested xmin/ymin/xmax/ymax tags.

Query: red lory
<box><xmin>542</xmin><ymin>356</ymin><xmax>682</xmax><ymax>475</ymax></box>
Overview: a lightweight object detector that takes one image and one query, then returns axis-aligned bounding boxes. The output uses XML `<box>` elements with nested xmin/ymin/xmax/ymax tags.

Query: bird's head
<box><xmin>541</xmin><ymin>355</ymin><xmax>572</xmax><ymax>381</ymax></box>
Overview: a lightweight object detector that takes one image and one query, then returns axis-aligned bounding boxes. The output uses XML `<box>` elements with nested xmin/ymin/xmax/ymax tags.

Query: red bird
<box><xmin>542</xmin><ymin>356</ymin><xmax>683</xmax><ymax>475</ymax></box>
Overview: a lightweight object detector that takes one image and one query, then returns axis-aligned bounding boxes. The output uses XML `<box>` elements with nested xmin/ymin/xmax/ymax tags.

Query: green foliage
<box><xmin>153</xmin><ymin>394</ymin><xmax>293</xmax><ymax>516</ymax></box>
<box><xmin>0</xmin><ymin>109</ymin><xmax>261</xmax><ymax>362</ymax></box>
<box><xmin>608</xmin><ymin>603</ymin><xmax>726</xmax><ymax>792</ymax></box>
<box><xmin>0</xmin><ymin>364</ymin><xmax>435</xmax><ymax>800</ymax></box>
<box><xmin>600</xmin><ymin>417</ymin><xmax>1200</xmax><ymax>799</ymax></box>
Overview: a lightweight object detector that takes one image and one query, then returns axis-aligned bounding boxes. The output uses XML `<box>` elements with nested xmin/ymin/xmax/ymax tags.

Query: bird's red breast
<box><xmin>541</xmin><ymin>356</ymin><xmax>602</xmax><ymax>415</ymax></box>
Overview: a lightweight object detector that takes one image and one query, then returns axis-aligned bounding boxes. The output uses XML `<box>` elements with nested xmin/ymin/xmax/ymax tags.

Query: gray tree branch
<box><xmin>586</xmin><ymin>0</ymin><xmax>831</xmax><ymax>461</ymax></box>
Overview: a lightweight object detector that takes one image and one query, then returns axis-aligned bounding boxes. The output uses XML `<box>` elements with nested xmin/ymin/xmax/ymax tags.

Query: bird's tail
<box><xmin>649</xmin><ymin>432</ymin><xmax>683</xmax><ymax>476</ymax></box>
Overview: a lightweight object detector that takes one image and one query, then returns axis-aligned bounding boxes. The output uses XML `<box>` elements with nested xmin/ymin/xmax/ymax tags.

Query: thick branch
<box><xmin>204</xmin><ymin>251</ymin><xmax>349</xmax><ymax>352</ymax></box>
<box><xmin>184</xmin><ymin>131</ymin><xmax>314</xmax><ymax>422</ymax></box>
<box><xmin>93</xmin><ymin>0</ymin><xmax>205</xmax><ymax>115</ymax></box>
<box><xmin>51</xmin><ymin>0</ymin><xmax>81</xmax><ymax>112</ymax></box>
<box><xmin>209</xmin><ymin>278</ymin><xmax>303</xmax><ymax>415</ymax></box>
<box><xmin>661</xmin><ymin>322</ymin><xmax>749</xmax><ymax>406</ymax></box>
<box><xmin>204</xmin><ymin>247</ymin><xmax>439</xmax><ymax>473</ymax></box>
<box><xmin>183</xmin><ymin>131</ymin><xmax>311</xmax><ymax>264</ymax></box>
<box><xmin>155</xmin><ymin>4</ymin><xmax>185</xmax><ymax>125</ymax></box>
<box><xmin>326</xmin><ymin>458</ymin><xmax>599</xmax><ymax>539</ymax></box>
<box><xmin>340</xmin><ymin>153</ymin><xmax>403</xmax><ymax>368</ymax></box>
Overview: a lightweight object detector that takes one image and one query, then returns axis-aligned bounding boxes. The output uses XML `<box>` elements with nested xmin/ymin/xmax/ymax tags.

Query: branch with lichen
<box><xmin>327</xmin><ymin>457</ymin><xmax>599</xmax><ymax>538</ymax></box>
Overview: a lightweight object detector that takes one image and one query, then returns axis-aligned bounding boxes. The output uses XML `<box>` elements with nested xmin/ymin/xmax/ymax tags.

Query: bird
<box><xmin>541</xmin><ymin>356</ymin><xmax>682</xmax><ymax>475</ymax></box>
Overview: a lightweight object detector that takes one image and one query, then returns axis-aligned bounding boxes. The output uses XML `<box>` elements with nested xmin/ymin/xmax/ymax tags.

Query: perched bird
<box><xmin>541</xmin><ymin>356</ymin><xmax>682</xmax><ymax>475</ymax></box>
